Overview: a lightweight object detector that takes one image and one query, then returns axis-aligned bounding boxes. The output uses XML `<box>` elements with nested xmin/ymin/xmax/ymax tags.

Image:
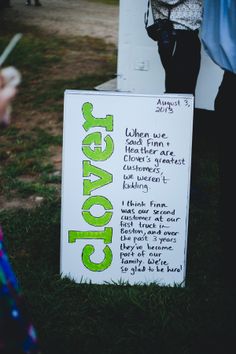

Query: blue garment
<box><xmin>201</xmin><ymin>0</ymin><xmax>236</xmax><ymax>74</ymax></box>
<box><xmin>0</xmin><ymin>226</ymin><xmax>41</xmax><ymax>353</ymax></box>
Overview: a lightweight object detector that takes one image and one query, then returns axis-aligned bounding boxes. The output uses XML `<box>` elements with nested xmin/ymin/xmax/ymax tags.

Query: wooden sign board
<box><xmin>60</xmin><ymin>90</ymin><xmax>194</xmax><ymax>286</ymax></box>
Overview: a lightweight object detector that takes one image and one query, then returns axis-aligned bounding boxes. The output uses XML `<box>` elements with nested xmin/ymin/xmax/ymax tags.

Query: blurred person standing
<box><xmin>0</xmin><ymin>0</ymin><xmax>11</xmax><ymax>9</ymax></box>
<box><xmin>25</xmin><ymin>0</ymin><xmax>42</xmax><ymax>6</ymax></box>
<box><xmin>148</xmin><ymin>0</ymin><xmax>203</xmax><ymax>95</ymax></box>
<box><xmin>201</xmin><ymin>0</ymin><xmax>236</xmax><ymax>288</ymax></box>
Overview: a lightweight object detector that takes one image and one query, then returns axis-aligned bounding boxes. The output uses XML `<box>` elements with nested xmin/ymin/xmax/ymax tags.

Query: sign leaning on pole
<box><xmin>60</xmin><ymin>90</ymin><xmax>194</xmax><ymax>286</ymax></box>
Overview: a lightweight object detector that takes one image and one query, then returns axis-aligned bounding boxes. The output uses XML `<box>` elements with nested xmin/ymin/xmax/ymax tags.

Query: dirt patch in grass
<box><xmin>1</xmin><ymin>0</ymin><xmax>119</xmax><ymax>45</ymax></box>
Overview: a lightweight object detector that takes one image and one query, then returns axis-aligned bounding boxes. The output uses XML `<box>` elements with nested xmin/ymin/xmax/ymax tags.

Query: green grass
<box><xmin>1</xmin><ymin>200</ymin><xmax>235</xmax><ymax>354</ymax></box>
<box><xmin>0</xmin><ymin>10</ymin><xmax>235</xmax><ymax>354</ymax></box>
<box><xmin>0</xmin><ymin>127</ymin><xmax>60</xmax><ymax>199</ymax></box>
<box><xmin>0</xmin><ymin>19</ymin><xmax>116</xmax><ymax>201</ymax></box>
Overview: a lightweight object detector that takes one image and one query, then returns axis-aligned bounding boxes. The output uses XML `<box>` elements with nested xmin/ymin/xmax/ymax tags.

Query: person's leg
<box><xmin>166</xmin><ymin>30</ymin><xmax>201</xmax><ymax>95</ymax></box>
<box><xmin>34</xmin><ymin>0</ymin><xmax>42</xmax><ymax>6</ymax></box>
<box><xmin>157</xmin><ymin>32</ymin><xmax>176</xmax><ymax>93</ymax></box>
<box><xmin>214</xmin><ymin>70</ymin><xmax>236</xmax><ymax>288</ymax></box>
<box><xmin>3</xmin><ymin>0</ymin><xmax>11</xmax><ymax>7</ymax></box>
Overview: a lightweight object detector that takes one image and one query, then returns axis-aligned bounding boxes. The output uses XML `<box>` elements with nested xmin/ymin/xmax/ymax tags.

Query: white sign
<box><xmin>60</xmin><ymin>90</ymin><xmax>194</xmax><ymax>286</ymax></box>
